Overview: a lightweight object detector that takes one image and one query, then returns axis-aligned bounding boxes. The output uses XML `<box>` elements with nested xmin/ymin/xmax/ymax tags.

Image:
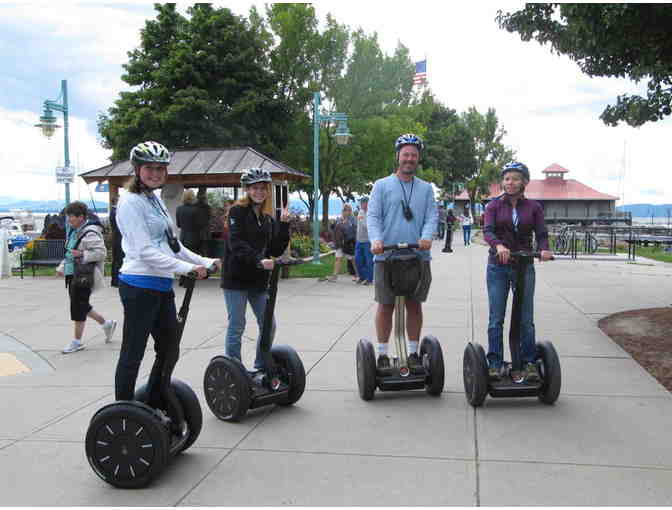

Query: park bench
<box><xmin>18</xmin><ymin>239</ymin><xmax>66</xmax><ymax>278</ymax></box>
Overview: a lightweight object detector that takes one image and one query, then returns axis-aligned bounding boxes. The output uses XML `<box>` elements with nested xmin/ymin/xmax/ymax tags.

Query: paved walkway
<box><xmin>1</xmin><ymin>242</ymin><xmax>671</xmax><ymax>505</ymax></box>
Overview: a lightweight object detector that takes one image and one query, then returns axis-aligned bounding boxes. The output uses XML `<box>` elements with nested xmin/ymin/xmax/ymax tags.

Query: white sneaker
<box><xmin>102</xmin><ymin>320</ymin><xmax>117</xmax><ymax>343</ymax></box>
<box><xmin>62</xmin><ymin>340</ymin><xmax>85</xmax><ymax>354</ymax></box>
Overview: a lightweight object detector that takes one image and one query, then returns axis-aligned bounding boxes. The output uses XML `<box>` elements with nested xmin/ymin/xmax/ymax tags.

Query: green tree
<box><xmin>412</xmin><ymin>92</ymin><xmax>477</xmax><ymax>203</ymax></box>
<box><xmin>461</xmin><ymin>107</ymin><xmax>514</xmax><ymax>216</ymax></box>
<box><xmin>496</xmin><ymin>3</ymin><xmax>672</xmax><ymax>127</ymax></box>
<box><xmin>98</xmin><ymin>4</ymin><xmax>289</xmax><ymax>160</ymax></box>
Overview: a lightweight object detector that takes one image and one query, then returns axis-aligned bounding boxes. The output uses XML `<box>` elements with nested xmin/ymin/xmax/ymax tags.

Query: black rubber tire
<box><xmin>170</xmin><ymin>379</ymin><xmax>202</xmax><ymax>452</ymax></box>
<box><xmin>420</xmin><ymin>335</ymin><xmax>445</xmax><ymax>396</ymax></box>
<box><xmin>356</xmin><ymin>339</ymin><xmax>376</xmax><ymax>401</ymax></box>
<box><xmin>85</xmin><ymin>402</ymin><xmax>169</xmax><ymax>489</ymax></box>
<box><xmin>134</xmin><ymin>379</ymin><xmax>202</xmax><ymax>453</ymax></box>
<box><xmin>271</xmin><ymin>344</ymin><xmax>306</xmax><ymax>406</ymax></box>
<box><xmin>463</xmin><ymin>342</ymin><xmax>489</xmax><ymax>407</ymax></box>
<box><xmin>203</xmin><ymin>356</ymin><xmax>251</xmax><ymax>422</ymax></box>
<box><xmin>537</xmin><ymin>341</ymin><xmax>561</xmax><ymax>405</ymax></box>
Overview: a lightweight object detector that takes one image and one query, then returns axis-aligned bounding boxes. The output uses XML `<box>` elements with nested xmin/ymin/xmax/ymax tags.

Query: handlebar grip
<box><xmin>382</xmin><ymin>243</ymin><xmax>420</xmax><ymax>251</ymax></box>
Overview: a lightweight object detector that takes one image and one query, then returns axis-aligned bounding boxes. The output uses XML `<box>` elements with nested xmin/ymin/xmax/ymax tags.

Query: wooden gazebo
<box><xmin>80</xmin><ymin>146</ymin><xmax>308</xmax><ymax>218</ymax></box>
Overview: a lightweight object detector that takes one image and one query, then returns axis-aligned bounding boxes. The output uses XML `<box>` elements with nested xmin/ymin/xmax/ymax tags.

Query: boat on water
<box><xmin>0</xmin><ymin>216</ymin><xmax>31</xmax><ymax>250</ymax></box>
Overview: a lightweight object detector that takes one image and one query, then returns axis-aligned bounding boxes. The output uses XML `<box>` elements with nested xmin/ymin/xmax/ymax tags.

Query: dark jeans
<box><xmin>486</xmin><ymin>263</ymin><xmax>536</xmax><ymax>369</ymax></box>
<box><xmin>463</xmin><ymin>225</ymin><xmax>472</xmax><ymax>245</ymax></box>
<box><xmin>436</xmin><ymin>223</ymin><xmax>445</xmax><ymax>240</ymax></box>
<box><xmin>444</xmin><ymin>227</ymin><xmax>453</xmax><ymax>250</ymax></box>
<box><xmin>115</xmin><ymin>281</ymin><xmax>184</xmax><ymax>426</ymax></box>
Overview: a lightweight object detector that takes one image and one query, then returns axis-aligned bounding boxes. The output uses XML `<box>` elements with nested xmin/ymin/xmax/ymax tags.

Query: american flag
<box><xmin>413</xmin><ymin>59</ymin><xmax>427</xmax><ymax>85</ymax></box>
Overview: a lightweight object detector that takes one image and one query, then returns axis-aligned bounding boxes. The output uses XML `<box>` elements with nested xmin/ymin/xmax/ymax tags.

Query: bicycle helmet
<box><xmin>240</xmin><ymin>167</ymin><xmax>272</xmax><ymax>187</ymax></box>
<box><xmin>394</xmin><ymin>133</ymin><xmax>424</xmax><ymax>153</ymax></box>
<box><xmin>130</xmin><ymin>141</ymin><xmax>171</xmax><ymax>167</ymax></box>
<box><xmin>501</xmin><ymin>161</ymin><xmax>530</xmax><ymax>181</ymax></box>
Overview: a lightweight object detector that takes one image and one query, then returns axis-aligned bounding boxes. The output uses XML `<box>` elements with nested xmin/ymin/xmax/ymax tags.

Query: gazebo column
<box><xmin>161</xmin><ymin>182</ymin><xmax>184</xmax><ymax>237</ymax></box>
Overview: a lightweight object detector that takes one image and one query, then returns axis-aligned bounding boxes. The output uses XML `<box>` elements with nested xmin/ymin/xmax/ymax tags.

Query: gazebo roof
<box><xmin>79</xmin><ymin>146</ymin><xmax>308</xmax><ymax>185</ymax></box>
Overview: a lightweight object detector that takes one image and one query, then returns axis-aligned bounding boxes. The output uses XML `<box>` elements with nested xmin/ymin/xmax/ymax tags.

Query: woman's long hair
<box><xmin>234</xmin><ymin>183</ymin><xmax>273</xmax><ymax>216</ymax></box>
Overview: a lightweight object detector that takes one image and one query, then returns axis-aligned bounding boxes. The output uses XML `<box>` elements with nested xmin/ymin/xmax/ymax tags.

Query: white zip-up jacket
<box><xmin>117</xmin><ymin>191</ymin><xmax>216</xmax><ymax>278</ymax></box>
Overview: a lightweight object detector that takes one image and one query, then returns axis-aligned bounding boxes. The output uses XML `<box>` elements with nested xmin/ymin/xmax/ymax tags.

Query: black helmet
<box><xmin>130</xmin><ymin>141</ymin><xmax>171</xmax><ymax>168</ymax></box>
<box><xmin>501</xmin><ymin>161</ymin><xmax>530</xmax><ymax>181</ymax></box>
<box><xmin>240</xmin><ymin>167</ymin><xmax>272</xmax><ymax>187</ymax></box>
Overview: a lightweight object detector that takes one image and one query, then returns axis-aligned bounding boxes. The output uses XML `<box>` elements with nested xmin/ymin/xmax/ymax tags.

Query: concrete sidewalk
<box><xmin>1</xmin><ymin>242</ymin><xmax>671</xmax><ymax>506</ymax></box>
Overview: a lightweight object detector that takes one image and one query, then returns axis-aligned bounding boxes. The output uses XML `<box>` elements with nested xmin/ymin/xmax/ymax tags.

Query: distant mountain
<box><xmin>617</xmin><ymin>204</ymin><xmax>672</xmax><ymax>218</ymax></box>
<box><xmin>0</xmin><ymin>197</ymin><xmax>108</xmax><ymax>213</ymax></box>
<box><xmin>288</xmin><ymin>197</ymin><xmax>359</xmax><ymax>215</ymax></box>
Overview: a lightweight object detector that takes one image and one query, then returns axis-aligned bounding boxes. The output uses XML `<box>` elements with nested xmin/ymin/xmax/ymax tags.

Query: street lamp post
<box><xmin>312</xmin><ymin>91</ymin><xmax>351</xmax><ymax>264</ymax></box>
<box><xmin>35</xmin><ymin>79</ymin><xmax>71</xmax><ymax>206</ymax></box>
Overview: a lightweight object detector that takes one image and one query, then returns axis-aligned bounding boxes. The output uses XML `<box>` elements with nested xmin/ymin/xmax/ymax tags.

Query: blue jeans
<box><xmin>486</xmin><ymin>263</ymin><xmax>536</xmax><ymax>369</ymax></box>
<box><xmin>223</xmin><ymin>288</ymin><xmax>276</xmax><ymax>370</ymax></box>
<box><xmin>354</xmin><ymin>241</ymin><xmax>374</xmax><ymax>283</ymax></box>
<box><xmin>463</xmin><ymin>225</ymin><xmax>472</xmax><ymax>245</ymax></box>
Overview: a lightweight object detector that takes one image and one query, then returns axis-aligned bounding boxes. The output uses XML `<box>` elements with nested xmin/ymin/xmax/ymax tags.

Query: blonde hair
<box><xmin>234</xmin><ymin>182</ymin><xmax>273</xmax><ymax>215</ymax></box>
<box><xmin>182</xmin><ymin>189</ymin><xmax>196</xmax><ymax>205</ymax></box>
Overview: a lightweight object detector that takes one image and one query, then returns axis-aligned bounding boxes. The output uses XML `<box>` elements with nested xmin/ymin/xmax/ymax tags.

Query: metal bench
<box><xmin>19</xmin><ymin>239</ymin><xmax>66</xmax><ymax>278</ymax></box>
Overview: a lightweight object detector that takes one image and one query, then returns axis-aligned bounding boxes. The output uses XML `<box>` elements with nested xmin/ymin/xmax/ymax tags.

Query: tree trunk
<box><xmin>321</xmin><ymin>191</ymin><xmax>330</xmax><ymax>232</ymax></box>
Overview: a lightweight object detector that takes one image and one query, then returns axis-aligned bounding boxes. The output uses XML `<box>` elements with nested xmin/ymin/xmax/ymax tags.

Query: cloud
<box><xmin>0</xmin><ymin>106</ymin><xmax>111</xmax><ymax>201</ymax></box>
<box><xmin>1</xmin><ymin>1</ymin><xmax>671</xmax><ymax>207</ymax></box>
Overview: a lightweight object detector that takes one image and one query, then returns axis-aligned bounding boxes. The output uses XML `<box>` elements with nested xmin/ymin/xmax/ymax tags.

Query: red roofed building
<box><xmin>453</xmin><ymin>164</ymin><xmax>624</xmax><ymax>224</ymax></box>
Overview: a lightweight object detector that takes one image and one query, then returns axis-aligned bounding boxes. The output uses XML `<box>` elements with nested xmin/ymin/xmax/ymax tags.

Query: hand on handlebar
<box><xmin>191</xmin><ymin>265</ymin><xmax>208</xmax><ymax>279</ymax></box>
<box><xmin>418</xmin><ymin>239</ymin><xmax>432</xmax><ymax>251</ymax></box>
<box><xmin>539</xmin><ymin>250</ymin><xmax>554</xmax><ymax>262</ymax></box>
<box><xmin>260</xmin><ymin>258</ymin><xmax>275</xmax><ymax>270</ymax></box>
<box><xmin>371</xmin><ymin>240</ymin><xmax>384</xmax><ymax>255</ymax></box>
<box><xmin>210</xmin><ymin>259</ymin><xmax>222</xmax><ymax>272</ymax></box>
<box><xmin>496</xmin><ymin>244</ymin><xmax>511</xmax><ymax>265</ymax></box>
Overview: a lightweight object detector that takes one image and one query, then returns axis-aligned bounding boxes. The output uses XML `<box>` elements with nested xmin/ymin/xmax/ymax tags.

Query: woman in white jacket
<box><xmin>115</xmin><ymin>141</ymin><xmax>220</xmax><ymax>434</ymax></box>
<box><xmin>57</xmin><ymin>201</ymin><xmax>117</xmax><ymax>354</ymax></box>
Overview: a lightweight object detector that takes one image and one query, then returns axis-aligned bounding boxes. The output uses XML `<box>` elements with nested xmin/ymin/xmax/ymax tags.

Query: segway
<box><xmin>356</xmin><ymin>243</ymin><xmax>445</xmax><ymax>400</ymax></box>
<box><xmin>85</xmin><ymin>267</ymin><xmax>215</xmax><ymax>488</ymax></box>
<box><xmin>463</xmin><ymin>251</ymin><xmax>561</xmax><ymax>407</ymax></box>
<box><xmin>203</xmin><ymin>260</ymin><xmax>306</xmax><ymax>422</ymax></box>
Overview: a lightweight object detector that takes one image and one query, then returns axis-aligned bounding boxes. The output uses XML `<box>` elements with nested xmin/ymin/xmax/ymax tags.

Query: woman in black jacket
<box><xmin>222</xmin><ymin>168</ymin><xmax>290</xmax><ymax>374</ymax></box>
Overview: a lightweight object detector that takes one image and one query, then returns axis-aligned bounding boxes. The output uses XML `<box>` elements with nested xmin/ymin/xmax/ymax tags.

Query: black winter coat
<box><xmin>176</xmin><ymin>203</ymin><xmax>209</xmax><ymax>251</ymax></box>
<box><xmin>221</xmin><ymin>204</ymin><xmax>290</xmax><ymax>290</ymax></box>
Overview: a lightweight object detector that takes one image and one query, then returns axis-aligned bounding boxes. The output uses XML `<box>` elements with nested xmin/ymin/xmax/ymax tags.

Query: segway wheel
<box><xmin>271</xmin><ymin>344</ymin><xmax>306</xmax><ymax>406</ymax></box>
<box><xmin>134</xmin><ymin>379</ymin><xmax>203</xmax><ymax>453</ymax></box>
<box><xmin>463</xmin><ymin>342</ymin><xmax>488</xmax><ymax>407</ymax></box>
<box><xmin>356</xmin><ymin>339</ymin><xmax>376</xmax><ymax>401</ymax></box>
<box><xmin>537</xmin><ymin>341</ymin><xmax>561</xmax><ymax>405</ymax></box>
<box><xmin>170</xmin><ymin>379</ymin><xmax>203</xmax><ymax>452</ymax></box>
<box><xmin>420</xmin><ymin>335</ymin><xmax>445</xmax><ymax>396</ymax></box>
<box><xmin>203</xmin><ymin>356</ymin><xmax>251</xmax><ymax>422</ymax></box>
<box><xmin>85</xmin><ymin>403</ymin><xmax>169</xmax><ymax>489</ymax></box>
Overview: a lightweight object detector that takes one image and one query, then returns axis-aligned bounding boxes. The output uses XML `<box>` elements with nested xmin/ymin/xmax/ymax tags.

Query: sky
<box><xmin>1</xmin><ymin>1</ymin><xmax>669</xmax><ymax>206</ymax></box>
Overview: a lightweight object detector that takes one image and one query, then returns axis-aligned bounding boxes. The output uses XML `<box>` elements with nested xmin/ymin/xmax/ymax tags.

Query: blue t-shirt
<box><xmin>367</xmin><ymin>174</ymin><xmax>438</xmax><ymax>261</ymax></box>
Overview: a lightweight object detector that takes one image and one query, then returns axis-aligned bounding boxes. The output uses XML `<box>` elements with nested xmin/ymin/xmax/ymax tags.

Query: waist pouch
<box><xmin>384</xmin><ymin>248</ymin><xmax>422</xmax><ymax>297</ymax></box>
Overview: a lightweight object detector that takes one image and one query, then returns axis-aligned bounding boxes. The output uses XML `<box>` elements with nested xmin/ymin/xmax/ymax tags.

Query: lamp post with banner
<box><xmin>312</xmin><ymin>91</ymin><xmax>352</xmax><ymax>264</ymax></box>
<box><xmin>35</xmin><ymin>79</ymin><xmax>72</xmax><ymax>206</ymax></box>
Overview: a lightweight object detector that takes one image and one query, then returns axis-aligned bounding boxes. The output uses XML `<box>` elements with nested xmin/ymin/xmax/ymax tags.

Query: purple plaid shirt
<box><xmin>483</xmin><ymin>194</ymin><xmax>549</xmax><ymax>265</ymax></box>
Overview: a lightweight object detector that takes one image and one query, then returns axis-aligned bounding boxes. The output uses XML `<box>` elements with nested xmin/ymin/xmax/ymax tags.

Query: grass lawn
<box><xmin>626</xmin><ymin>245</ymin><xmax>672</xmax><ymax>263</ymax></box>
<box><xmin>15</xmin><ymin>257</ymin><xmax>352</xmax><ymax>280</ymax></box>
<box><xmin>288</xmin><ymin>254</ymin><xmax>352</xmax><ymax>278</ymax></box>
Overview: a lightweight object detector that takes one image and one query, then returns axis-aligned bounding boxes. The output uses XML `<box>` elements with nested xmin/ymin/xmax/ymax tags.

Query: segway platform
<box><xmin>356</xmin><ymin>243</ymin><xmax>445</xmax><ymax>400</ymax></box>
<box><xmin>204</xmin><ymin>262</ymin><xmax>306</xmax><ymax>422</ymax></box>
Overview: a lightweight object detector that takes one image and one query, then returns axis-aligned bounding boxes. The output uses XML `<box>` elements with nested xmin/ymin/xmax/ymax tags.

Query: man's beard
<box><xmin>400</xmin><ymin>164</ymin><xmax>416</xmax><ymax>175</ymax></box>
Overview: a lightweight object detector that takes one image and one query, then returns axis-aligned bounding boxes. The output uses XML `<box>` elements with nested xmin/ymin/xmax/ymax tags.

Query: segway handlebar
<box><xmin>510</xmin><ymin>250</ymin><xmax>555</xmax><ymax>261</ymax></box>
<box><xmin>382</xmin><ymin>243</ymin><xmax>420</xmax><ymax>251</ymax></box>
<box><xmin>185</xmin><ymin>265</ymin><xmax>219</xmax><ymax>279</ymax></box>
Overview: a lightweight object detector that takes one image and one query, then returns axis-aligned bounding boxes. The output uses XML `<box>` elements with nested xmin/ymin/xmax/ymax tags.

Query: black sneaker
<box><xmin>488</xmin><ymin>366</ymin><xmax>502</xmax><ymax>381</ymax></box>
<box><xmin>407</xmin><ymin>352</ymin><xmax>421</xmax><ymax>368</ymax></box>
<box><xmin>524</xmin><ymin>362</ymin><xmax>540</xmax><ymax>383</ymax></box>
<box><xmin>377</xmin><ymin>354</ymin><xmax>391</xmax><ymax>369</ymax></box>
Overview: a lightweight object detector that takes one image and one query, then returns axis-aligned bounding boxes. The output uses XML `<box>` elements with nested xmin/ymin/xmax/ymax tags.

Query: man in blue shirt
<box><xmin>367</xmin><ymin>134</ymin><xmax>438</xmax><ymax>369</ymax></box>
